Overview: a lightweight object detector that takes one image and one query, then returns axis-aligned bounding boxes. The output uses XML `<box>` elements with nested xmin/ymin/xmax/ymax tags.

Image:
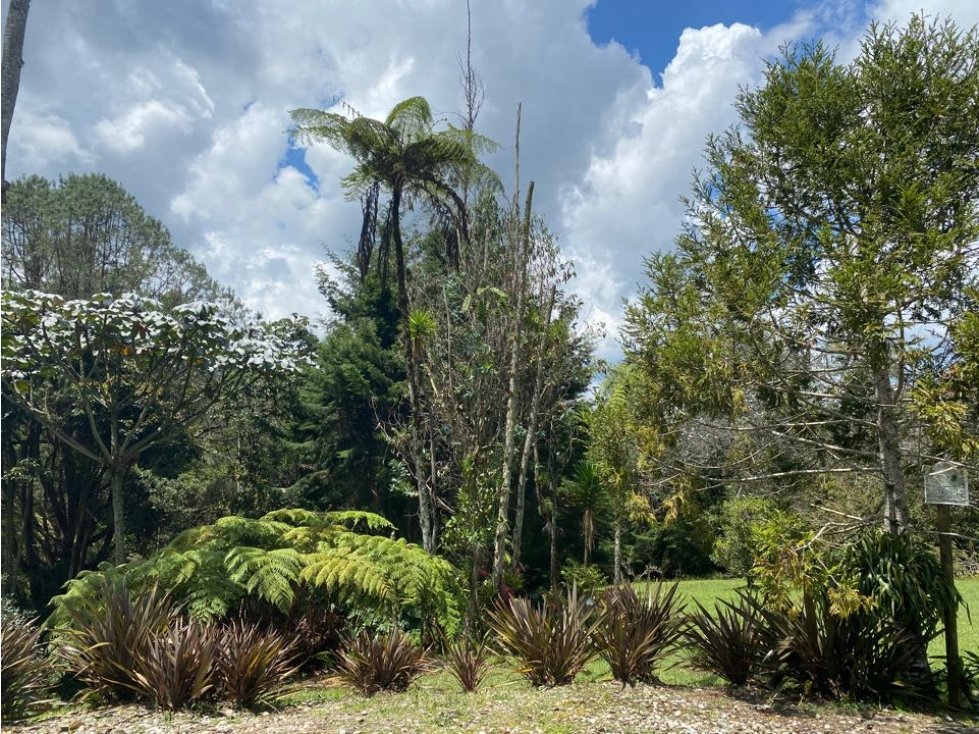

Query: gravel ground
<box><xmin>9</xmin><ymin>681</ymin><xmax>978</xmax><ymax>734</ymax></box>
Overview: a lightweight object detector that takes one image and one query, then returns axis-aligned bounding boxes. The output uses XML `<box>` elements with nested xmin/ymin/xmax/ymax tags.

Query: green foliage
<box><xmin>128</xmin><ymin>619</ymin><xmax>217</xmax><ymax>711</ymax></box>
<box><xmin>624</xmin><ymin>15</ymin><xmax>979</xmax><ymax>532</ymax></box>
<box><xmin>839</xmin><ymin>528</ymin><xmax>954</xmax><ymax>647</ymax></box>
<box><xmin>215</xmin><ymin>621</ymin><xmax>302</xmax><ymax>710</ymax></box>
<box><xmin>51</xmin><ymin>510</ymin><xmax>462</xmax><ymax>636</ymax></box>
<box><xmin>444</xmin><ymin>635</ymin><xmax>490</xmax><ymax>693</ymax></box>
<box><xmin>57</xmin><ymin>579</ymin><xmax>177</xmax><ymax>702</ymax></box>
<box><xmin>684</xmin><ymin>595</ymin><xmax>763</xmax><ymax>686</ymax></box>
<box><xmin>710</xmin><ymin>496</ymin><xmax>782</xmax><ymax>577</ymax></box>
<box><xmin>487</xmin><ymin>588</ymin><xmax>599</xmax><ymax>687</ymax></box>
<box><xmin>593</xmin><ymin>583</ymin><xmax>685</xmax><ymax>686</ymax></box>
<box><xmin>336</xmin><ymin>629</ymin><xmax>428</xmax><ymax>696</ymax></box>
<box><xmin>0</xmin><ymin>614</ymin><xmax>54</xmax><ymax>722</ymax></box>
<box><xmin>559</xmin><ymin>561</ymin><xmax>606</xmax><ymax>597</ymax></box>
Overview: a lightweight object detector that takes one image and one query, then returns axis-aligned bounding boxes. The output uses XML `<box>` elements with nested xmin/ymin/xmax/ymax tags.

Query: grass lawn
<box><xmin>634</xmin><ymin>576</ymin><xmax>978</xmax><ymax>683</ymax></box>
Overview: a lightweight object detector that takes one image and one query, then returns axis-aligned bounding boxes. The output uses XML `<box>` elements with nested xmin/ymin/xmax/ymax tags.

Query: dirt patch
<box><xmin>9</xmin><ymin>681</ymin><xmax>977</xmax><ymax>734</ymax></box>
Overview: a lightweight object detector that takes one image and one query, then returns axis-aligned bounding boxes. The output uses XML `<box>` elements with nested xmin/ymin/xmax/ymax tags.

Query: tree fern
<box><xmin>50</xmin><ymin>509</ymin><xmax>461</xmax><ymax>635</ymax></box>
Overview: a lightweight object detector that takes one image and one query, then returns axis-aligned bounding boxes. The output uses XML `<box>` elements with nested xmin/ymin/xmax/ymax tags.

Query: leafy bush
<box><xmin>559</xmin><ymin>561</ymin><xmax>606</xmax><ymax>597</ymax></box>
<box><xmin>1</xmin><ymin>615</ymin><xmax>54</xmax><ymax>722</ymax></box>
<box><xmin>57</xmin><ymin>579</ymin><xmax>177</xmax><ymax>701</ymax></box>
<box><xmin>710</xmin><ymin>496</ymin><xmax>781</xmax><ymax>577</ymax></box>
<box><xmin>336</xmin><ymin>629</ymin><xmax>428</xmax><ymax>696</ymax></box>
<box><xmin>51</xmin><ymin>509</ymin><xmax>462</xmax><ymax>637</ymax></box>
<box><xmin>593</xmin><ymin>583</ymin><xmax>684</xmax><ymax>686</ymax></box>
<box><xmin>444</xmin><ymin>635</ymin><xmax>490</xmax><ymax>693</ymax></box>
<box><xmin>684</xmin><ymin>595</ymin><xmax>762</xmax><ymax>685</ymax></box>
<box><xmin>488</xmin><ymin>588</ymin><xmax>598</xmax><ymax>687</ymax></box>
<box><xmin>216</xmin><ymin>621</ymin><xmax>302</xmax><ymax>709</ymax></box>
<box><xmin>129</xmin><ymin>619</ymin><xmax>217</xmax><ymax>710</ymax></box>
<box><xmin>840</xmin><ymin>529</ymin><xmax>953</xmax><ymax>653</ymax></box>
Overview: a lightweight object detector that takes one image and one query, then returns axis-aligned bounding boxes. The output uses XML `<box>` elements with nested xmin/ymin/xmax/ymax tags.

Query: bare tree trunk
<box><xmin>492</xmin><ymin>182</ymin><xmax>534</xmax><ymax>587</ymax></box>
<box><xmin>873</xmin><ymin>365</ymin><xmax>906</xmax><ymax>534</ymax></box>
<box><xmin>1</xmin><ymin>0</ymin><xmax>30</xmax><ymax>196</ymax></box>
<box><xmin>510</xmin><ymin>286</ymin><xmax>554</xmax><ymax>572</ymax></box>
<box><xmin>392</xmin><ymin>187</ymin><xmax>434</xmax><ymax>552</ymax></box>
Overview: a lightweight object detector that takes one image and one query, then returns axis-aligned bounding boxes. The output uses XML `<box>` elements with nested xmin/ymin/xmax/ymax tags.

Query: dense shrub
<box><xmin>444</xmin><ymin>635</ymin><xmax>490</xmax><ymax>693</ymax></box>
<box><xmin>57</xmin><ymin>579</ymin><xmax>177</xmax><ymax>701</ymax></box>
<box><xmin>51</xmin><ymin>510</ymin><xmax>462</xmax><ymax>637</ymax></box>
<box><xmin>684</xmin><ymin>595</ymin><xmax>762</xmax><ymax>685</ymax></box>
<box><xmin>336</xmin><ymin>629</ymin><xmax>428</xmax><ymax>696</ymax></box>
<box><xmin>593</xmin><ymin>583</ymin><xmax>684</xmax><ymax>686</ymax></box>
<box><xmin>129</xmin><ymin>620</ymin><xmax>217</xmax><ymax>710</ymax></box>
<box><xmin>216</xmin><ymin>621</ymin><xmax>302</xmax><ymax>709</ymax></box>
<box><xmin>1</xmin><ymin>614</ymin><xmax>54</xmax><ymax>722</ymax></box>
<box><xmin>488</xmin><ymin>588</ymin><xmax>598</xmax><ymax>687</ymax></box>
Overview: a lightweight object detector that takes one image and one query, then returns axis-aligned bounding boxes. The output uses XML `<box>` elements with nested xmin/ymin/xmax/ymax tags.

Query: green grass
<box><xmin>638</xmin><ymin>576</ymin><xmax>979</xmax><ymax>681</ymax></box>
<box><xmin>933</xmin><ymin>576</ymin><xmax>978</xmax><ymax>661</ymax></box>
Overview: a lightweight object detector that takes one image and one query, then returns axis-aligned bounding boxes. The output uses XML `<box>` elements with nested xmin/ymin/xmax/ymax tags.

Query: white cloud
<box><xmin>5</xmin><ymin>0</ymin><xmax>974</xmax><ymax>340</ymax></box>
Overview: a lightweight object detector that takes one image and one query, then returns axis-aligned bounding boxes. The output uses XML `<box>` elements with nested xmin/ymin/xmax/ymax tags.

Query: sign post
<box><xmin>924</xmin><ymin>461</ymin><xmax>969</xmax><ymax>709</ymax></box>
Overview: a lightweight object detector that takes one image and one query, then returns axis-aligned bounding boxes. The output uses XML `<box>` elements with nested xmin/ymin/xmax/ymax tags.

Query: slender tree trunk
<box><xmin>110</xmin><ymin>467</ymin><xmax>126</xmax><ymax>565</ymax></box>
<box><xmin>1</xmin><ymin>0</ymin><xmax>30</xmax><ymax>196</ymax></box>
<box><xmin>492</xmin><ymin>183</ymin><xmax>534</xmax><ymax>587</ymax></box>
<box><xmin>613</xmin><ymin>517</ymin><xmax>622</xmax><ymax>585</ymax></box>
<box><xmin>392</xmin><ymin>187</ymin><xmax>434</xmax><ymax>552</ymax></box>
<box><xmin>1</xmin><ymin>479</ymin><xmax>17</xmax><ymax>595</ymax></box>
<box><xmin>873</xmin><ymin>365</ymin><xmax>906</xmax><ymax>534</ymax></box>
<box><xmin>511</xmin><ymin>286</ymin><xmax>555</xmax><ymax>572</ymax></box>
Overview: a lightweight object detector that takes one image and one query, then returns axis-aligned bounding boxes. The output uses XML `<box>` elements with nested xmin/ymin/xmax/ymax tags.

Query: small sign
<box><xmin>925</xmin><ymin>461</ymin><xmax>970</xmax><ymax>506</ymax></box>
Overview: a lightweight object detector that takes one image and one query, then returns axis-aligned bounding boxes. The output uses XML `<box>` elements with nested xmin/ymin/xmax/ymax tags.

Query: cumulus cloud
<box><xmin>5</xmin><ymin>0</ymin><xmax>973</xmax><ymax>339</ymax></box>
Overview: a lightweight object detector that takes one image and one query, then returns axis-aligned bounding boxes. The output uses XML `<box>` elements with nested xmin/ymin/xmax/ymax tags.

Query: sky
<box><xmin>4</xmin><ymin>0</ymin><xmax>978</xmax><ymax>359</ymax></box>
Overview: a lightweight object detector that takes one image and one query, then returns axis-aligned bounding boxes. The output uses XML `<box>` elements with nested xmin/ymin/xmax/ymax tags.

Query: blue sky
<box><xmin>4</xmin><ymin>0</ymin><xmax>976</xmax><ymax>357</ymax></box>
<box><xmin>587</xmin><ymin>0</ymin><xmax>823</xmax><ymax>71</ymax></box>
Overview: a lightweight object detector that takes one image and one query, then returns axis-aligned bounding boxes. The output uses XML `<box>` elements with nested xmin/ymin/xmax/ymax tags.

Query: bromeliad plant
<box><xmin>336</xmin><ymin>629</ymin><xmax>428</xmax><ymax>696</ymax></box>
<box><xmin>215</xmin><ymin>621</ymin><xmax>302</xmax><ymax>710</ymax></box>
<box><xmin>51</xmin><ymin>509</ymin><xmax>462</xmax><ymax>637</ymax></box>
<box><xmin>593</xmin><ymin>583</ymin><xmax>685</xmax><ymax>686</ymax></box>
<box><xmin>684</xmin><ymin>594</ymin><xmax>763</xmax><ymax>686</ymax></box>
<box><xmin>0</xmin><ymin>614</ymin><xmax>54</xmax><ymax>722</ymax></box>
<box><xmin>128</xmin><ymin>619</ymin><xmax>218</xmax><ymax>711</ymax></box>
<box><xmin>57</xmin><ymin>578</ymin><xmax>178</xmax><ymax>702</ymax></box>
<box><xmin>487</xmin><ymin>587</ymin><xmax>599</xmax><ymax>687</ymax></box>
<box><xmin>444</xmin><ymin>634</ymin><xmax>491</xmax><ymax>693</ymax></box>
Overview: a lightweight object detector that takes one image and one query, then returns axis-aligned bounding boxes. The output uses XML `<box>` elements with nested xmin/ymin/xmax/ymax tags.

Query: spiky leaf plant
<box><xmin>129</xmin><ymin>620</ymin><xmax>217</xmax><ymax>710</ymax></box>
<box><xmin>745</xmin><ymin>592</ymin><xmax>922</xmax><ymax>700</ymax></box>
<box><xmin>487</xmin><ymin>588</ymin><xmax>598</xmax><ymax>687</ymax></box>
<box><xmin>336</xmin><ymin>629</ymin><xmax>428</xmax><ymax>696</ymax></box>
<box><xmin>684</xmin><ymin>594</ymin><xmax>762</xmax><ymax>686</ymax></box>
<box><xmin>444</xmin><ymin>635</ymin><xmax>490</xmax><ymax>693</ymax></box>
<box><xmin>51</xmin><ymin>509</ymin><xmax>461</xmax><ymax>636</ymax></box>
<box><xmin>1</xmin><ymin>615</ymin><xmax>54</xmax><ymax>722</ymax></box>
<box><xmin>593</xmin><ymin>583</ymin><xmax>685</xmax><ymax>686</ymax></box>
<box><xmin>215</xmin><ymin>620</ymin><xmax>302</xmax><ymax>709</ymax></box>
<box><xmin>57</xmin><ymin>579</ymin><xmax>177</xmax><ymax>701</ymax></box>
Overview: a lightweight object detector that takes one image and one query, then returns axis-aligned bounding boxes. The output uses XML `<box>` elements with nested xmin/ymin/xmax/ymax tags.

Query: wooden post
<box><xmin>936</xmin><ymin>505</ymin><xmax>962</xmax><ymax>709</ymax></box>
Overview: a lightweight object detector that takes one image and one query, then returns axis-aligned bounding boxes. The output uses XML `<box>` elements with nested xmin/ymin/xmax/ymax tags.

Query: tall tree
<box><xmin>1</xmin><ymin>0</ymin><xmax>30</xmax><ymax>197</ymax></box>
<box><xmin>291</xmin><ymin>97</ymin><xmax>482</xmax><ymax>551</ymax></box>
<box><xmin>1</xmin><ymin>291</ymin><xmax>308</xmax><ymax>564</ymax></box>
<box><xmin>2</xmin><ymin>174</ymin><xmax>230</xmax><ymax>305</ymax></box>
<box><xmin>625</xmin><ymin>15</ymin><xmax>979</xmax><ymax>534</ymax></box>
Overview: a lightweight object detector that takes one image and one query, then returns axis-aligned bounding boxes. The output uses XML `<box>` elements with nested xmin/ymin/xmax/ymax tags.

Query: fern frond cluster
<box><xmin>51</xmin><ymin>510</ymin><xmax>461</xmax><ymax>635</ymax></box>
